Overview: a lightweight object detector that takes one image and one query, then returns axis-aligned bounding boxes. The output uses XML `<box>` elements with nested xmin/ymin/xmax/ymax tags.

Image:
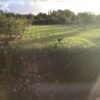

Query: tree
<box><xmin>0</xmin><ymin>10</ymin><xmax>6</xmax><ymax>35</ymax></box>
<box><xmin>0</xmin><ymin>10</ymin><xmax>27</xmax><ymax>40</ymax></box>
<box><xmin>77</xmin><ymin>12</ymin><xmax>96</xmax><ymax>25</ymax></box>
<box><xmin>33</xmin><ymin>13</ymin><xmax>48</xmax><ymax>24</ymax></box>
<box><xmin>96</xmin><ymin>15</ymin><xmax>100</xmax><ymax>24</ymax></box>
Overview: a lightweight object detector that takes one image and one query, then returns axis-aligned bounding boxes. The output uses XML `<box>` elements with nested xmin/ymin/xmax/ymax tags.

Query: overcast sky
<box><xmin>0</xmin><ymin>0</ymin><xmax>100</xmax><ymax>14</ymax></box>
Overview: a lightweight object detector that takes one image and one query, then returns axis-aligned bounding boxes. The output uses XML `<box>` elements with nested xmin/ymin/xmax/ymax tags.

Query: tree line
<box><xmin>29</xmin><ymin>10</ymin><xmax>100</xmax><ymax>25</ymax></box>
<box><xmin>0</xmin><ymin>9</ymin><xmax>100</xmax><ymax>41</ymax></box>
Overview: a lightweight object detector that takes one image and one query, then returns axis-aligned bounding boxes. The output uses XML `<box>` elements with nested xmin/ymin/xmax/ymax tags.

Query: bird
<box><xmin>54</xmin><ymin>38</ymin><xmax>63</xmax><ymax>48</ymax></box>
<box><xmin>58</xmin><ymin>38</ymin><xmax>63</xmax><ymax>43</ymax></box>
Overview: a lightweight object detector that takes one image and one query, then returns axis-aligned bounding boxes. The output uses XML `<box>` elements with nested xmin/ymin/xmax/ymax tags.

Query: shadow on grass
<box><xmin>0</xmin><ymin>46</ymin><xmax>100</xmax><ymax>100</ymax></box>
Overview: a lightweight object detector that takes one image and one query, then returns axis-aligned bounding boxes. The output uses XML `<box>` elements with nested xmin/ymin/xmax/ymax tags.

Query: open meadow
<box><xmin>9</xmin><ymin>25</ymin><xmax>100</xmax><ymax>49</ymax></box>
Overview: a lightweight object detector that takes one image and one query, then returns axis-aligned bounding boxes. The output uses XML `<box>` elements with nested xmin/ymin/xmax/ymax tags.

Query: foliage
<box><xmin>33</xmin><ymin>9</ymin><xmax>76</xmax><ymax>24</ymax></box>
<box><xmin>28</xmin><ymin>10</ymin><xmax>100</xmax><ymax>25</ymax></box>
<box><xmin>0</xmin><ymin>11</ymin><xmax>28</xmax><ymax>40</ymax></box>
<box><xmin>0</xmin><ymin>9</ymin><xmax>100</xmax><ymax>28</ymax></box>
<box><xmin>77</xmin><ymin>12</ymin><xmax>96</xmax><ymax>24</ymax></box>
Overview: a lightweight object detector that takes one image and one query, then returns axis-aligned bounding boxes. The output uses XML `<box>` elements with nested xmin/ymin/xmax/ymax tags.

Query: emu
<box><xmin>55</xmin><ymin>38</ymin><xmax>63</xmax><ymax>48</ymax></box>
<box><xmin>58</xmin><ymin>38</ymin><xmax>63</xmax><ymax>43</ymax></box>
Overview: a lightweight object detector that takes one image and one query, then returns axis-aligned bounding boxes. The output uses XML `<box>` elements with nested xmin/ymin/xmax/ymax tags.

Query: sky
<box><xmin>0</xmin><ymin>0</ymin><xmax>100</xmax><ymax>15</ymax></box>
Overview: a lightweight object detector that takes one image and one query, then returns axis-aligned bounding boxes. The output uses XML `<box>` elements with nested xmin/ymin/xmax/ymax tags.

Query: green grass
<box><xmin>9</xmin><ymin>24</ymin><xmax>100</xmax><ymax>48</ymax></box>
<box><xmin>1</xmin><ymin>25</ymin><xmax>100</xmax><ymax>99</ymax></box>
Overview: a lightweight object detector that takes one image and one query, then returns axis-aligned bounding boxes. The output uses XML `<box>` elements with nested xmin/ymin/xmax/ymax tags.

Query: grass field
<box><xmin>1</xmin><ymin>25</ymin><xmax>100</xmax><ymax>100</ymax></box>
<box><xmin>10</xmin><ymin>24</ymin><xmax>100</xmax><ymax>48</ymax></box>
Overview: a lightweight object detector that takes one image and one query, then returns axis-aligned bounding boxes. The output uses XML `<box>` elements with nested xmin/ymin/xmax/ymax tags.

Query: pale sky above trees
<box><xmin>0</xmin><ymin>0</ymin><xmax>100</xmax><ymax>14</ymax></box>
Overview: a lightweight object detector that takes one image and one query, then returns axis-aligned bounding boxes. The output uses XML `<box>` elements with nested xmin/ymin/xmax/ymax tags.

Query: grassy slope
<box><xmin>10</xmin><ymin>25</ymin><xmax>100</xmax><ymax>49</ymax></box>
